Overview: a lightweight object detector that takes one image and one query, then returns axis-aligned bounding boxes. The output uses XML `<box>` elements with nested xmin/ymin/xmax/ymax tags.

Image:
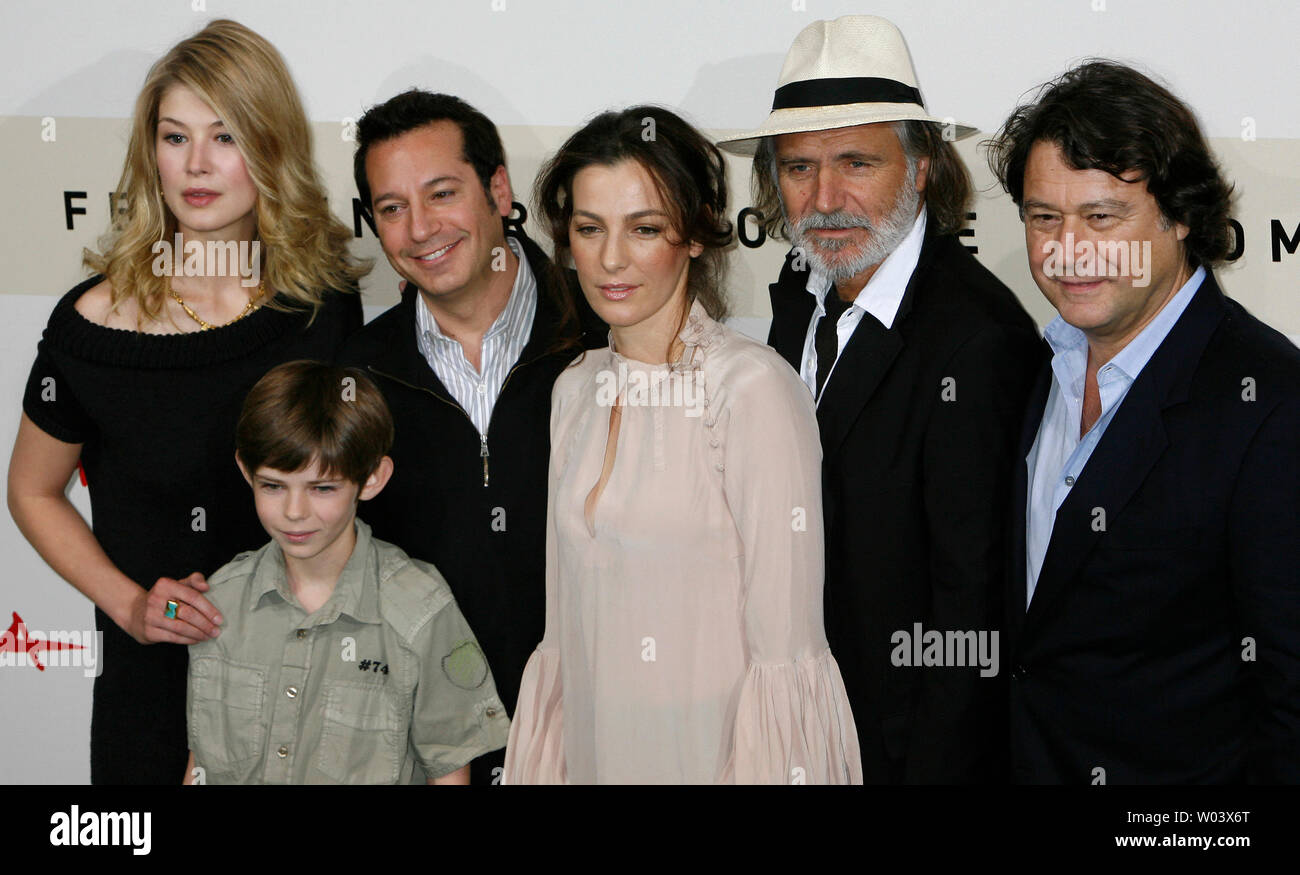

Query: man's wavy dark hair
<box><xmin>352</xmin><ymin>89</ymin><xmax>505</xmax><ymax>210</ymax></box>
<box><xmin>986</xmin><ymin>60</ymin><xmax>1235</xmax><ymax>268</ymax></box>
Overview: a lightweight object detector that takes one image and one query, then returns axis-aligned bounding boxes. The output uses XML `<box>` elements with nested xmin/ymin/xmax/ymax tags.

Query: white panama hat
<box><xmin>717</xmin><ymin>15</ymin><xmax>976</xmax><ymax>156</ymax></box>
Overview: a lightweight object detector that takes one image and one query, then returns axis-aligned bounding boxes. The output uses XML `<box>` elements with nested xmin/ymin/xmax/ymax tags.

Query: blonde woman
<box><xmin>7</xmin><ymin>19</ymin><xmax>367</xmax><ymax>783</ymax></box>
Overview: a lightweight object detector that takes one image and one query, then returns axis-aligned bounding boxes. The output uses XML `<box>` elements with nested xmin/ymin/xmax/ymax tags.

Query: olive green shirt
<box><xmin>187</xmin><ymin>518</ymin><xmax>510</xmax><ymax>784</ymax></box>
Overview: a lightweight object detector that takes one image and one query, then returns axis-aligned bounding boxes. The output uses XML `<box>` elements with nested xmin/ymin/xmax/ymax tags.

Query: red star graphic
<box><xmin>0</xmin><ymin>612</ymin><xmax>87</xmax><ymax>671</ymax></box>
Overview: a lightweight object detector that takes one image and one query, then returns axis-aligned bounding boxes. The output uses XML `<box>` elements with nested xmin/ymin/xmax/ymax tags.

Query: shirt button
<box><xmin>1064</xmin><ymin>475</ymin><xmax>1075</xmax><ymax>487</ymax></box>
<box><xmin>709</xmin><ymin>438</ymin><xmax>720</xmax><ymax>448</ymax></box>
<box><xmin>486</xmin><ymin>708</ymin><xmax>498</xmax><ymax>718</ymax></box>
<box><xmin>286</xmin><ymin>686</ymin><xmax>298</xmax><ymax>699</ymax></box>
<box><xmin>296</xmin><ymin>629</ymin><xmax>307</xmax><ymax>639</ymax></box>
<box><xmin>715</xmin><ymin>463</ymin><xmax>725</xmax><ymax>472</ymax></box>
<box><xmin>276</xmin><ymin>745</ymin><xmax>289</xmax><ymax>758</ymax></box>
<box><xmin>477</xmin><ymin>383</ymin><xmax>487</xmax><ymax>394</ymax></box>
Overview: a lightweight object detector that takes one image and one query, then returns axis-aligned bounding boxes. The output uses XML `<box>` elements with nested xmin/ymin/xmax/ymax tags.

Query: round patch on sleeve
<box><xmin>441</xmin><ymin>640</ymin><xmax>489</xmax><ymax>690</ymax></box>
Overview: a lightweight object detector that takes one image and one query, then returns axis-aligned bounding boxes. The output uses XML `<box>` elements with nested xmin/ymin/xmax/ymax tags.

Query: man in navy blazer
<box><xmin>988</xmin><ymin>61</ymin><xmax>1300</xmax><ymax>783</ymax></box>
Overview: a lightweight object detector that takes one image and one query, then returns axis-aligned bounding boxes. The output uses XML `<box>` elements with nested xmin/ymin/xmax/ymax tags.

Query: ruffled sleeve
<box><xmin>731</xmin><ymin>652</ymin><xmax>861</xmax><ymax>784</ymax></box>
<box><xmin>716</xmin><ymin>343</ymin><xmax>862</xmax><ymax>784</ymax></box>
<box><xmin>502</xmin><ymin>360</ymin><xmax>581</xmax><ymax>784</ymax></box>
<box><xmin>502</xmin><ymin>646</ymin><xmax>565</xmax><ymax>783</ymax></box>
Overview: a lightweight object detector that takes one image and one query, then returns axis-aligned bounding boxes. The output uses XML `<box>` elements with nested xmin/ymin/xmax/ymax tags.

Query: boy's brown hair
<box><xmin>236</xmin><ymin>360</ymin><xmax>394</xmax><ymax>488</ymax></box>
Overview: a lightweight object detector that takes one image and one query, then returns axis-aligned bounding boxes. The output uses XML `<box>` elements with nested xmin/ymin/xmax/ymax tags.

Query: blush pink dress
<box><xmin>503</xmin><ymin>300</ymin><xmax>861</xmax><ymax>784</ymax></box>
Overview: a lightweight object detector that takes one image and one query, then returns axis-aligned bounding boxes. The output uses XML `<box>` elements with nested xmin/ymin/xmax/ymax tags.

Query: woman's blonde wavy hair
<box><xmin>83</xmin><ymin>19</ymin><xmax>369</xmax><ymax>324</ymax></box>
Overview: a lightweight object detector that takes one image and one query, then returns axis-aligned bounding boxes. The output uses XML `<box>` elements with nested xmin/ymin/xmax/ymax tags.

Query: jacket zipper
<box><xmin>370</xmin><ymin>355</ymin><xmax>542</xmax><ymax>488</ymax></box>
<box><xmin>475</xmin><ymin>358</ymin><xmax>536</xmax><ymax>487</ymax></box>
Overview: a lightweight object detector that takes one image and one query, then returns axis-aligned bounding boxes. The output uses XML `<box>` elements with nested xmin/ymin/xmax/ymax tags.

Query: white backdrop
<box><xmin>2</xmin><ymin>0</ymin><xmax>1297</xmax><ymax>783</ymax></box>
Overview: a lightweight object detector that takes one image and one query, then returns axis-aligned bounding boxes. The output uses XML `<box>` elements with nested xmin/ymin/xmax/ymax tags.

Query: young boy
<box><xmin>183</xmin><ymin>360</ymin><xmax>510</xmax><ymax>784</ymax></box>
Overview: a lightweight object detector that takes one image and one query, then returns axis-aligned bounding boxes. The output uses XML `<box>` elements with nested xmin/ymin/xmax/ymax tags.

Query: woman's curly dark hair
<box><xmin>534</xmin><ymin>105</ymin><xmax>733</xmax><ymax>322</ymax></box>
<box><xmin>985</xmin><ymin>60</ymin><xmax>1235</xmax><ymax>268</ymax></box>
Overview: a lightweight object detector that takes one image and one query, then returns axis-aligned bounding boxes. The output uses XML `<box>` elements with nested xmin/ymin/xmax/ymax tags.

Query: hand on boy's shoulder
<box><xmin>192</xmin><ymin>546</ymin><xmax>269</xmax><ymax>637</ymax></box>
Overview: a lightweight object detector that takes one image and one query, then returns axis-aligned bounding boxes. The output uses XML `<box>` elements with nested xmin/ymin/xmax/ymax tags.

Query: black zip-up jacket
<box><xmin>336</xmin><ymin>231</ymin><xmax>603</xmax><ymax>782</ymax></box>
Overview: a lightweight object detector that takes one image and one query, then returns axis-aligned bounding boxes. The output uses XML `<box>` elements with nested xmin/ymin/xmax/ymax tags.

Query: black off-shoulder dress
<box><xmin>21</xmin><ymin>277</ymin><xmax>362</xmax><ymax>784</ymax></box>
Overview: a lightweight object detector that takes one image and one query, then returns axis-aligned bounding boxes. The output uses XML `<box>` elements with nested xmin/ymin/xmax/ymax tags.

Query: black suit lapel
<box><xmin>767</xmin><ymin>254</ymin><xmax>816</xmax><ymax>370</ymax></box>
<box><xmin>1018</xmin><ymin>350</ymin><xmax>1054</xmax><ymax>463</ymax></box>
<box><xmin>1021</xmin><ymin>273</ymin><xmax>1228</xmax><ymax>639</ymax></box>
<box><xmin>1008</xmin><ymin>352</ymin><xmax>1053</xmax><ymax>652</ymax></box>
<box><xmin>1021</xmin><ymin>375</ymin><xmax>1172</xmax><ymax>634</ymax></box>
<box><xmin>813</xmin><ymin>231</ymin><xmax>945</xmax><ymax>460</ymax></box>
<box><xmin>816</xmin><ymin>315</ymin><xmax>903</xmax><ymax>460</ymax></box>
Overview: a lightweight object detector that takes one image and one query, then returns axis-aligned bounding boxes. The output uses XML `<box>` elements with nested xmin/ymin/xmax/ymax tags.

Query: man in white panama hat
<box><xmin>719</xmin><ymin>14</ymin><xmax>1041</xmax><ymax>783</ymax></box>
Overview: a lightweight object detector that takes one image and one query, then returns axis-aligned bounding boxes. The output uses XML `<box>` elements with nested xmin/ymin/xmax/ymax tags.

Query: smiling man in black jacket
<box><xmin>338</xmin><ymin>89</ymin><xmax>601</xmax><ymax>785</ymax></box>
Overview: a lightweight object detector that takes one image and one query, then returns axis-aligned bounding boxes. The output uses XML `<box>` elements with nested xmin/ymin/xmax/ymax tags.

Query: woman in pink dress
<box><xmin>503</xmin><ymin>106</ymin><xmax>861</xmax><ymax>784</ymax></box>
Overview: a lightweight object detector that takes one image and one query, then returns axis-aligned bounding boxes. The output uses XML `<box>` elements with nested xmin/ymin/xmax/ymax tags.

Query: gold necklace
<box><xmin>169</xmin><ymin>280</ymin><xmax>267</xmax><ymax>331</ymax></box>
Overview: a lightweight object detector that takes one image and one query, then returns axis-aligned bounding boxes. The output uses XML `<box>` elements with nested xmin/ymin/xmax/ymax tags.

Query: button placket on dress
<box><xmin>676</xmin><ymin>305</ymin><xmax>725</xmax><ymax>476</ymax></box>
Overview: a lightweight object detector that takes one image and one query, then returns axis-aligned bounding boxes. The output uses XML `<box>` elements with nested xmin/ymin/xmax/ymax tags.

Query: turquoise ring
<box><xmin>164</xmin><ymin>599</ymin><xmax>180</xmax><ymax>619</ymax></box>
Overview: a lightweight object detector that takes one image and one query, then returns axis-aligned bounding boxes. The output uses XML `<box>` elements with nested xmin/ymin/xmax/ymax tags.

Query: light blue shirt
<box><xmin>1025</xmin><ymin>266</ymin><xmax>1205</xmax><ymax>606</ymax></box>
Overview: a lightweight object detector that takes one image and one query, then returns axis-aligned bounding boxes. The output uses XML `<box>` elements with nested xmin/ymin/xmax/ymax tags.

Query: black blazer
<box><xmin>769</xmin><ymin>227</ymin><xmax>1042</xmax><ymax>782</ymax></box>
<box><xmin>1007</xmin><ymin>272</ymin><xmax>1300</xmax><ymax>783</ymax></box>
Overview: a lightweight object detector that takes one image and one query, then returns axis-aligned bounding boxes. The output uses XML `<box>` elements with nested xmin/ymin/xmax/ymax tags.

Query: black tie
<box><xmin>815</xmin><ymin>290</ymin><xmax>852</xmax><ymax>399</ymax></box>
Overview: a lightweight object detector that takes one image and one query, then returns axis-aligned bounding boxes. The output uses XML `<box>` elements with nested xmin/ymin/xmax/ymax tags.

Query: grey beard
<box><xmin>785</xmin><ymin>170</ymin><xmax>921</xmax><ymax>285</ymax></box>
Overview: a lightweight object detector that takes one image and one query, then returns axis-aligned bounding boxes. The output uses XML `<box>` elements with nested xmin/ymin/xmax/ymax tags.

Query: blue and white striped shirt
<box><xmin>414</xmin><ymin>236</ymin><xmax>537</xmax><ymax>436</ymax></box>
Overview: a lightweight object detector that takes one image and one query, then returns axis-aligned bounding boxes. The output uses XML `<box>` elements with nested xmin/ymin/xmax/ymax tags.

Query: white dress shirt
<box><xmin>797</xmin><ymin>206</ymin><xmax>928</xmax><ymax>401</ymax></box>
